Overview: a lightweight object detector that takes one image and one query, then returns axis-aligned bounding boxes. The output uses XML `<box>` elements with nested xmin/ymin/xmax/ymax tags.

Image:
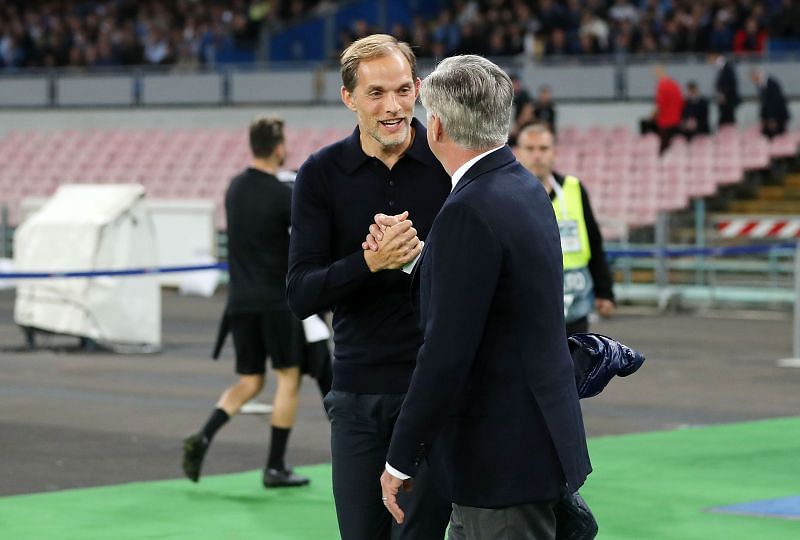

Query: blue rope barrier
<box><xmin>606</xmin><ymin>241</ymin><xmax>797</xmax><ymax>259</ymax></box>
<box><xmin>0</xmin><ymin>262</ymin><xmax>228</xmax><ymax>280</ymax></box>
<box><xmin>0</xmin><ymin>241</ymin><xmax>797</xmax><ymax>279</ymax></box>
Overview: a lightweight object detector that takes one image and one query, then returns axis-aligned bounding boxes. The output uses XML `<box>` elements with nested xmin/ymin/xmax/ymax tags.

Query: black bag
<box><xmin>555</xmin><ymin>490</ymin><xmax>598</xmax><ymax>540</ymax></box>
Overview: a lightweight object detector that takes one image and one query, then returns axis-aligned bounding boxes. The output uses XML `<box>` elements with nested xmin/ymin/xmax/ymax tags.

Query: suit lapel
<box><xmin>411</xmin><ymin>147</ymin><xmax>515</xmax><ymax>318</ymax></box>
<box><xmin>410</xmin><ymin>243</ymin><xmax>429</xmax><ymax>316</ymax></box>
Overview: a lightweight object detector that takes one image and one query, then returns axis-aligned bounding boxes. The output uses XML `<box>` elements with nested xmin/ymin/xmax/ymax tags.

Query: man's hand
<box><xmin>363</xmin><ymin>217</ymin><xmax>421</xmax><ymax>273</ymax></box>
<box><xmin>596</xmin><ymin>298</ymin><xmax>615</xmax><ymax>317</ymax></box>
<box><xmin>380</xmin><ymin>470</ymin><xmax>413</xmax><ymax>525</ymax></box>
<box><xmin>362</xmin><ymin>211</ymin><xmax>409</xmax><ymax>251</ymax></box>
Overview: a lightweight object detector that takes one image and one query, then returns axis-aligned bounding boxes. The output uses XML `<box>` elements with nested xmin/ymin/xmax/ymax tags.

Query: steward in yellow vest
<box><xmin>512</xmin><ymin>119</ymin><xmax>615</xmax><ymax>336</ymax></box>
<box><xmin>548</xmin><ymin>172</ymin><xmax>615</xmax><ymax>333</ymax></box>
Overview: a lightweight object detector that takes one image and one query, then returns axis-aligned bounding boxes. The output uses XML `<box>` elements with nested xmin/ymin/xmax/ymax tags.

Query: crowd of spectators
<box><xmin>0</xmin><ymin>0</ymin><xmax>330</xmax><ymax>69</ymax></box>
<box><xmin>3</xmin><ymin>0</ymin><xmax>800</xmax><ymax>70</ymax></box>
<box><xmin>349</xmin><ymin>0</ymin><xmax>800</xmax><ymax>60</ymax></box>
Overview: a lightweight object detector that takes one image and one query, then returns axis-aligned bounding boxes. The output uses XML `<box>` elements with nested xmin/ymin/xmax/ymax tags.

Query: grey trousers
<box><xmin>447</xmin><ymin>500</ymin><xmax>557</xmax><ymax>540</ymax></box>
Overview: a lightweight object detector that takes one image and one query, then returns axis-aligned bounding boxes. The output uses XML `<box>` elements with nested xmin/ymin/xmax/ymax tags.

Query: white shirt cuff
<box><xmin>385</xmin><ymin>462</ymin><xmax>411</xmax><ymax>480</ymax></box>
<box><xmin>401</xmin><ymin>241</ymin><xmax>424</xmax><ymax>274</ymax></box>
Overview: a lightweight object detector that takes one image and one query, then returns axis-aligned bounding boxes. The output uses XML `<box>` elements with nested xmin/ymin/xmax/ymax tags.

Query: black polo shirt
<box><xmin>287</xmin><ymin>119</ymin><xmax>451</xmax><ymax>394</ymax></box>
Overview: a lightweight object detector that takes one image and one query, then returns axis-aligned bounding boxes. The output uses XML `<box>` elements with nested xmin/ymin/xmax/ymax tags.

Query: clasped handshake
<box><xmin>361</xmin><ymin>211</ymin><xmax>422</xmax><ymax>273</ymax></box>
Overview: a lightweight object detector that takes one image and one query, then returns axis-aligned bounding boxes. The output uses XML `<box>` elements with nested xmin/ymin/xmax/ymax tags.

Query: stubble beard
<box><xmin>369</xmin><ymin>120</ymin><xmax>409</xmax><ymax>150</ymax></box>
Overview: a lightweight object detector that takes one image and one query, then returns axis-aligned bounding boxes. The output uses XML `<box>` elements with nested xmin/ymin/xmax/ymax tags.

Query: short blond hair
<box><xmin>340</xmin><ymin>34</ymin><xmax>417</xmax><ymax>93</ymax></box>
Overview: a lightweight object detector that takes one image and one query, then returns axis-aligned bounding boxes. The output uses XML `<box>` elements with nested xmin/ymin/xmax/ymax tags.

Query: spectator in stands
<box><xmin>733</xmin><ymin>16</ymin><xmax>767</xmax><ymax>54</ymax></box>
<box><xmin>611</xmin><ymin>18</ymin><xmax>635</xmax><ymax>55</ymax></box>
<box><xmin>5</xmin><ymin>0</ymin><xmax>800</xmax><ymax>68</ymax></box>
<box><xmin>681</xmin><ymin>80</ymin><xmax>711</xmax><ymax>139</ymax></box>
<box><xmin>751</xmin><ymin>68</ymin><xmax>791</xmax><ymax>139</ymax></box>
<box><xmin>710</xmin><ymin>52</ymin><xmax>740</xmax><ymax>127</ymax></box>
<box><xmin>0</xmin><ymin>0</ymin><xmax>275</xmax><ymax>69</ymax></box>
<box><xmin>511</xmin><ymin>72</ymin><xmax>534</xmax><ymax>127</ymax></box>
<box><xmin>514</xmin><ymin>121</ymin><xmax>615</xmax><ymax>335</ymax></box>
<box><xmin>673</xmin><ymin>8</ymin><xmax>707</xmax><ymax>53</ymax></box>
<box><xmin>708</xmin><ymin>13</ymin><xmax>735</xmax><ymax>53</ymax></box>
<box><xmin>538</xmin><ymin>0</ymin><xmax>567</xmax><ymax>33</ymax></box>
<box><xmin>641</xmin><ymin>65</ymin><xmax>684</xmax><ymax>153</ymax></box>
<box><xmin>545</xmin><ymin>27</ymin><xmax>576</xmax><ymax>56</ymax></box>
<box><xmin>609</xmin><ymin>0</ymin><xmax>640</xmax><ymax>25</ymax></box>
<box><xmin>579</xmin><ymin>8</ymin><xmax>610</xmax><ymax>52</ymax></box>
<box><xmin>770</xmin><ymin>0</ymin><xmax>800</xmax><ymax>38</ymax></box>
<box><xmin>182</xmin><ymin>116</ymin><xmax>331</xmax><ymax>489</ymax></box>
<box><xmin>143</xmin><ymin>26</ymin><xmax>172</xmax><ymax>64</ymax></box>
<box><xmin>454</xmin><ymin>21</ymin><xmax>485</xmax><ymax>55</ymax></box>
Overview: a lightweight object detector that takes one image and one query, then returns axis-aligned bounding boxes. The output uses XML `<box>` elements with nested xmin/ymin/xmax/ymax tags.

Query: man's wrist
<box><xmin>363</xmin><ymin>249</ymin><xmax>381</xmax><ymax>273</ymax></box>
<box><xmin>385</xmin><ymin>462</ymin><xmax>411</xmax><ymax>480</ymax></box>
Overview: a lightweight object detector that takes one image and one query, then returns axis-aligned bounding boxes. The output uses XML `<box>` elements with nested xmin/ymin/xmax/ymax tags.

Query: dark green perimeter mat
<box><xmin>3</xmin><ymin>417</ymin><xmax>799</xmax><ymax>539</ymax></box>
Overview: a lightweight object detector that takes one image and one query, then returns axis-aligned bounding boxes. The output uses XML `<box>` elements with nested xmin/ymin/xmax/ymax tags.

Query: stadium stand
<box><xmin>0</xmin><ymin>0</ymin><xmax>329</xmax><ymax>69</ymax></box>
<box><xmin>2</xmin><ymin>0</ymin><xmax>799</xmax><ymax>69</ymax></box>
<box><xmin>1</xmin><ymin>124</ymin><xmax>797</xmax><ymax>235</ymax></box>
<box><xmin>0</xmin><ymin>126</ymin><xmax>350</xmax><ymax>227</ymax></box>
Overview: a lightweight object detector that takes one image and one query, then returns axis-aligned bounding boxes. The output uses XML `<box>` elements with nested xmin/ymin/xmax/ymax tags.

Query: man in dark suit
<box><xmin>710</xmin><ymin>53</ymin><xmax>740</xmax><ymax>127</ymax></box>
<box><xmin>379</xmin><ymin>55</ymin><xmax>591</xmax><ymax>539</ymax></box>
<box><xmin>751</xmin><ymin>68</ymin><xmax>791</xmax><ymax>138</ymax></box>
<box><xmin>681</xmin><ymin>81</ymin><xmax>711</xmax><ymax>139</ymax></box>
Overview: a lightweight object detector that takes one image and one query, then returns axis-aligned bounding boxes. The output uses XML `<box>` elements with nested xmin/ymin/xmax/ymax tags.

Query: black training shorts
<box><xmin>229</xmin><ymin>311</ymin><xmax>304</xmax><ymax>375</ymax></box>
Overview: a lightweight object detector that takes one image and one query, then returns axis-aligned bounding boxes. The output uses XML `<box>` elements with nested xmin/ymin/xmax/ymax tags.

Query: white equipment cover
<box><xmin>14</xmin><ymin>184</ymin><xmax>161</xmax><ymax>348</ymax></box>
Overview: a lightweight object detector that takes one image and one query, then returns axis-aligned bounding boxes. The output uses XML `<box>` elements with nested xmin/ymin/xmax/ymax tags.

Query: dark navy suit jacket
<box><xmin>387</xmin><ymin>146</ymin><xmax>591</xmax><ymax>508</ymax></box>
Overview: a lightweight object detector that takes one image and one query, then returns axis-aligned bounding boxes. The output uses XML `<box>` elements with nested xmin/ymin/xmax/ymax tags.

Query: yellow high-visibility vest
<box><xmin>551</xmin><ymin>175</ymin><xmax>591</xmax><ymax>270</ymax></box>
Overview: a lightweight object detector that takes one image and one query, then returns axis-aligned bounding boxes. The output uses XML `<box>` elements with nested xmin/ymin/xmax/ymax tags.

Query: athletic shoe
<box><xmin>263</xmin><ymin>467</ymin><xmax>310</xmax><ymax>488</ymax></box>
<box><xmin>182</xmin><ymin>433</ymin><xmax>209</xmax><ymax>482</ymax></box>
<box><xmin>240</xmin><ymin>400</ymin><xmax>273</xmax><ymax>415</ymax></box>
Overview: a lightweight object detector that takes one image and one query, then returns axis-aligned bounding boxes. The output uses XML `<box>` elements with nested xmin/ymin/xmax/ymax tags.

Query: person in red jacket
<box><xmin>733</xmin><ymin>17</ymin><xmax>767</xmax><ymax>55</ymax></box>
<box><xmin>652</xmin><ymin>65</ymin><xmax>684</xmax><ymax>152</ymax></box>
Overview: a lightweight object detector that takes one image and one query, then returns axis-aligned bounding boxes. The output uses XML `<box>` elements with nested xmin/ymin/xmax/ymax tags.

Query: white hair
<box><xmin>420</xmin><ymin>55</ymin><xmax>514</xmax><ymax>150</ymax></box>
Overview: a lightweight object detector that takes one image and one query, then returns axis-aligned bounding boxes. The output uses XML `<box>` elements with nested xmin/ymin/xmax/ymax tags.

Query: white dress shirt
<box><xmin>449</xmin><ymin>145</ymin><xmax>505</xmax><ymax>191</ymax></box>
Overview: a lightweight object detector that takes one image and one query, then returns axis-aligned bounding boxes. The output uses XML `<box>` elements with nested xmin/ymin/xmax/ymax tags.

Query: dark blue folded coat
<box><xmin>568</xmin><ymin>333</ymin><xmax>646</xmax><ymax>399</ymax></box>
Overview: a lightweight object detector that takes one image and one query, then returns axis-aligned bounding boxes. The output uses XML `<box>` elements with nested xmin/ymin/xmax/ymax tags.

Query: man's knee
<box><xmin>274</xmin><ymin>367</ymin><xmax>302</xmax><ymax>394</ymax></box>
<box><xmin>238</xmin><ymin>374</ymin><xmax>265</xmax><ymax>396</ymax></box>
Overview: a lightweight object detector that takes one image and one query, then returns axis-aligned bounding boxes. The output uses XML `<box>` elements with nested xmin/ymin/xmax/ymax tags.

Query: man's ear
<box><xmin>341</xmin><ymin>86</ymin><xmax>357</xmax><ymax>112</ymax></box>
<box><xmin>429</xmin><ymin>115</ymin><xmax>442</xmax><ymax>142</ymax></box>
<box><xmin>414</xmin><ymin>77</ymin><xmax>421</xmax><ymax>99</ymax></box>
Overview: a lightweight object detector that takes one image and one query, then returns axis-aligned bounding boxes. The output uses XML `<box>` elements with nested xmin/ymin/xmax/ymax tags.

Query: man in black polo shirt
<box><xmin>287</xmin><ymin>34</ymin><xmax>452</xmax><ymax>539</ymax></box>
<box><xmin>182</xmin><ymin>116</ymin><xmax>314</xmax><ymax>489</ymax></box>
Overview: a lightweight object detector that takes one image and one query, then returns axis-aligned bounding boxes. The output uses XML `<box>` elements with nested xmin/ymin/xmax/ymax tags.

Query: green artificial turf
<box><xmin>3</xmin><ymin>417</ymin><xmax>799</xmax><ymax>539</ymax></box>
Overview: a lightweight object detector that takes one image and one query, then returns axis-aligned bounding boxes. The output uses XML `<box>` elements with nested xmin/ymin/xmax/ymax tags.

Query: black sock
<box><xmin>200</xmin><ymin>408</ymin><xmax>230</xmax><ymax>443</ymax></box>
<box><xmin>267</xmin><ymin>426</ymin><xmax>291</xmax><ymax>471</ymax></box>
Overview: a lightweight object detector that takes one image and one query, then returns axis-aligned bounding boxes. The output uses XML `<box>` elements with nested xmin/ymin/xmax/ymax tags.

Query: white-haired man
<box><xmin>379</xmin><ymin>55</ymin><xmax>592</xmax><ymax>539</ymax></box>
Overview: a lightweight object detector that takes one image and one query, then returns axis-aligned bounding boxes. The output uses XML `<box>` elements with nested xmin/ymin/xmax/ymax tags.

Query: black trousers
<box><xmin>323</xmin><ymin>390</ymin><xmax>452</xmax><ymax>540</ymax></box>
<box><xmin>718</xmin><ymin>105</ymin><xmax>736</xmax><ymax>126</ymax></box>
